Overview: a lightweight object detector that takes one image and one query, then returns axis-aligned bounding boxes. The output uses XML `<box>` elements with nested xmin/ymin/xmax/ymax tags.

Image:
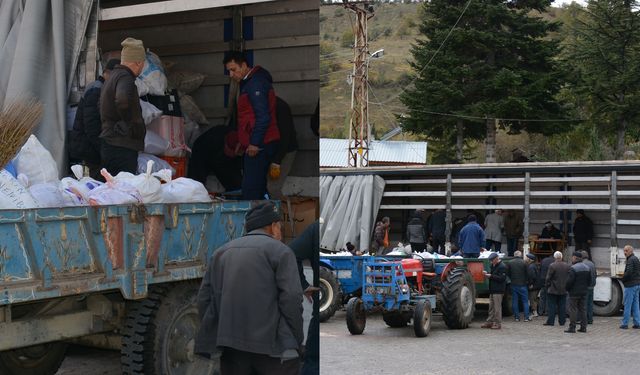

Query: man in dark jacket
<box><xmin>100</xmin><ymin>37</ymin><xmax>146</xmax><ymax>175</ymax></box>
<box><xmin>544</xmin><ymin>251</ymin><xmax>571</xmax><ymax>326</ymax></box>
<box><xmin>288</xmin><ymin>221</ymin><xmax>319</xmax><ymax>375</ymax></box>
<box><xmin>620</xmin><ymin>245</ymin><xmax>640</xmax><ymax>329</ymax></box>
<box><xmin>581</xmin><ymin>250</ymin><xmax>597</xmax><ymax>324</ymax></box>
<box><xmin>539</xmin><ymin>221</ymin><xmax>563</xmax><ymax>251</ymax></box>
<box><xmin>406</xmin><ymin>210</ymin><xmax>427</xmax><ymax>252</ymax></box>
<box><xmin>573</xmin><ymin>210</ymin><xmax>594</xmax><ymax>259</ymax></box>
<box><xmin>187</xmin><ymin>125</ymin><xmax>242</xmax><ymax>191</ymax></box>
<box><xmin>69</xmin><ymin>58</ymin><xmax>119</xmax><ymax>180</ymax></box>
<box><xmin>526</xmin><ymin>253</ymin><xmax>542</xmax><ymax>318</ymax></box>
<box><xmin>507</xmin><ymin>251</ymin><xmax>531</xmax><ymax>322</ymax></box>
<box><xmin>223</xmin><ymin>51</ymin><xmax>280</xmax><ymax>200</ymax></box>
<box><xmin>539</xmin><ymin>254</ymin><xmax>555</xmax><ymax>316</ymax></box>
<box><xmin>503</xmin><ymin>210</ymin><xmax>523</xmax><ymax>256</ymax></box>
<box><xmin>195</xmin><ymin>201</ymin><xmax>303</xmax><ymax>374</ymax></box>
<box><xmin>458</xmin><ymin>215</ymin><xmax>485</xmax><ymax>258</ymax></box>
<box><xmin>482</xmin><ymin>252</ymin><xmax>507</xmax><ymax>329</ymax></box>
<box><xmin>565</xmin><ymin>251</ymin><xmax>595</xmax><ymax>333</ymax></box>
<box><xmin>427</xmin><ymin>209</ymin><xmax>446</xmax><ymax>254</ymax></box>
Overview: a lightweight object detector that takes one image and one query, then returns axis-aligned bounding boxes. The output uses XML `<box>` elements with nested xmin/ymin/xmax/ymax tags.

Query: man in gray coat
<box><xmin>544</xmin><ymin>251</ymin><xmax>570</xmax><ymax>326</ymax></box>
<box><xmin>194</xmin><ymin>201</ymin><xmax>303</xmax><ymax>374</ymax></box>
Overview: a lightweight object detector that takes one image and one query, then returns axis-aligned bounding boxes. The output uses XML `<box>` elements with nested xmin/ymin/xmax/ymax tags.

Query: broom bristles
<box><xmin>0</xmin><ymin>97</ymin><xmax>44</xmax><ymax>169</ymax></box>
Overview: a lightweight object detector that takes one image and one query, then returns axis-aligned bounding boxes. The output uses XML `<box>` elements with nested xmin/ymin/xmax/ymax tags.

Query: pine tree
<box><xmin>401</xmin><ymin>0</ymin><xmax>567</xmax><ymax>163</ymax></box>
<box><xmin>561</xmin><ymin>0</ymin><xmax>640</xmax><ymax>159</ymax></box>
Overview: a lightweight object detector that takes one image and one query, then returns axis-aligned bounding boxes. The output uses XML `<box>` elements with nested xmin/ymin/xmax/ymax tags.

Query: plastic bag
<box><xmin>179</xmin><ymin>93</ymin><xmax>208</xmax><ymax>124</ymax></box>
<box><xmin>27</xmin><ymin>181</ymin><xmax>67</xmax><ymax>208</ymax></box>
<box><xmin>140</xmin><ymin>99</ymin><xmax>163</xmax><ymax>125</ymax></box>
<box><xmin>14</xmin><ymin>135</ymin><xmax>59</xmax><ymax>185</ymax></box>
<box><xmin>87</xmin><ymin>169</ymin><xmax>142</xmax><ymax>206</ymax></box>
<box><xmin>167</xmin><ymin>70</ymin><xmax>206</xmax><ymax>94</ymax></box>
<box><xmin>161</xmin><ymin>176</ymin><xmax>211</xmax><ymax>203</ymax></box>
<box><xmin>135</xmin><ymin>52</ymin><xmax>168</xmax><ymax>96</ymax></box>
<box><xmin>0</xmin><ymin>169</ymin><xmax>37</xmax><ymax>209</ymax></box>
<box><xmin>138</xmin><ymin>153</ymin><xmax>175</xmax><ymax>175</ymax></box>
<box><xmin>147</xmin><ymin>115</ymin><xmax>189</xmax><ymax>157</ymax></box>
<box><xmin>60</xmin><ymin>165</ymin><xmax>102</xmax><ymax>204</ymax></box>
<box><xmin>121</xmin><ymin>160</ymin><xmax>163</xmax><ymax>204</ymax></box>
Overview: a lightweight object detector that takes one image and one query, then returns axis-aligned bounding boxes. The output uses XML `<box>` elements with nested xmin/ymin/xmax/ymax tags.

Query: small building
<box><xmin>320</xmin><ymin>138</ymin><xmax>427</xmax><ymax>168</ymax></box>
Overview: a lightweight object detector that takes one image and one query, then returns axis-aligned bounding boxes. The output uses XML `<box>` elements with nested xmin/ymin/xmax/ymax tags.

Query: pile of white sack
<box><xmin>0</xmin><ymin>135</ymin><xmax>211</xmax><ymax>210</ymax></box>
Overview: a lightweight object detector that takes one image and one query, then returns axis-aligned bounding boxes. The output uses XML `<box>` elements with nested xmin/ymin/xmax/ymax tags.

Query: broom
<box><xmin>0</xmin><ymin>97</ymin><xmax>44</xmax><ymax>169</ymax></box>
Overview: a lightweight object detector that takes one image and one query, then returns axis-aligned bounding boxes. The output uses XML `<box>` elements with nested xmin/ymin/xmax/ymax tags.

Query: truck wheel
<box><xmin>382</xmin><ymin>311</ymin><xmax>410</xmax><ymax>328</ymax></box>
<box><xmin>593</xmin><ymin>280</ymin><xmax>623</xmax><ymax>316</ymax></box>
<box><xmin>413</xmin><ymin>300</ymin><xmax>432</xmax><ymax>337</ymax></box>
<box><xmin>441</xmin><ymin>267</ymin><xmax>476</xmax><ymax>329</ymax></box>
<box><xmin>319</xmin><ymin>266</ymin><xmax>342</xmax><ymax>322</ymax></box>
<box><xmin>121</xmin><ymin>282</ymin><xmax>216</xmax><ymax>375</ymax></box>
<box><xmin>0</xmin><ymin>343</ymin><xmax>67</xmax><ymax>375</ymax></box>
<box><xmin>346</xmin><ymin>297</ymin><xmax>366</xmax><ymax>335</ymax></box>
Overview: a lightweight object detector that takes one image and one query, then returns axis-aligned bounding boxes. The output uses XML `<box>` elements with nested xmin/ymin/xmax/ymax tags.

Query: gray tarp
<box><xmin>0</xmin><ymin>0</ymin><xmax>93</xmax><ymax>174</ymax></box>
<box><xmin>319</xmin><ymin>175</ymin><xmax>385</xmax><ymax>252</ymax></box>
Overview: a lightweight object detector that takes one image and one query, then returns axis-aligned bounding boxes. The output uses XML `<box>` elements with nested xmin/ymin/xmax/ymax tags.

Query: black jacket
<box><xmin>573</xmin><ymin>216</ymin><xmax>593</xmax><ymax>243</ymax></box>
<box><xmin>489</xmin><ymin>261</ymin><xmax>507</xmax><ymax>294</ymax></box>
<box><xmin>528</xmin><ymin>263</ymin><xmax>543</xmax><ymax>290</ymax></box>
<box><xmin>622</xmin><ymin>254</ymin><xmax>640</xmax><ymax>288</ymax></box>
<box><xmin>566</xmin><ymin>262</ymin><xmax>595</xmax><ymax>297</ymax></box>
<box><xmin>540</xmin><ymin>256</ymin><xmax>555</xmax><ymax>282</ymax></box>
<box><xmin>69</xmin><ymin>77</ymin><xmax>104</xmax><ymax>164</ymax></box>
<box><xmin>406</xmin><ymin>217</ymin><xmax>426</xmax><ymax>244</ymax></box>
<box><xmin>100</xmin><ymin>65</ymin><xmax>145</xmax><ymax>151</ymax></box>
<box><xmin>427</xmin><ymin>210</ymin><xmax>446</xmax><ymax>238</ymax></box>
<box><xmin>507</xmin><ymin>258</ymin><xmax>529</xmax><ymax>286</ymax></box>
<box><xmin>546</xmin><ymin>261</ymin><xmax>571</xmax><ymax>295</ymax></box>
<box><xmin>272</xmin><ymin>97</ymin><xmax>297</xmax><ymax>164</ymax></box>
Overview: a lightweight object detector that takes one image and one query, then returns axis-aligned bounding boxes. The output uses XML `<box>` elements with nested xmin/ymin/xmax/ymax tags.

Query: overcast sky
<box><xmin>552</xmin><ymin>0</ymin><xmax>587</xmax><ymax>6</ymax></box>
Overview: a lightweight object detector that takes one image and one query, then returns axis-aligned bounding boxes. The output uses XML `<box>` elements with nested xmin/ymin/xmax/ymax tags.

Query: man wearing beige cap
<box><xmin>99</xmin><ymin>37</ymin><xmax>146</xmax><ymax>175</ymax></box>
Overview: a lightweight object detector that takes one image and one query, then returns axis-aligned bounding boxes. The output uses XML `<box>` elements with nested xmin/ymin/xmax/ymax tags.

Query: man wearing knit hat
<box><xmin>195</xmin><ymin>201</ymin><xmax>303</xmax><ymax>374</ymax></box>
<box><xmin>99</xmin><ymin>37</ymin><xmax>147</xmax><ymax>175</ymax></box>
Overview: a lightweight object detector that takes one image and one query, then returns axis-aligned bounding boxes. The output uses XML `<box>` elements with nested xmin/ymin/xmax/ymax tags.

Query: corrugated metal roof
<box><xmin>320</xmin><ymin>138</ymin><xmax>428</xmax><ymax>167</ymax></box>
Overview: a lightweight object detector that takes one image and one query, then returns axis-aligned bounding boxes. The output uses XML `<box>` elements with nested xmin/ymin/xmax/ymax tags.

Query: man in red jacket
<box><xmin>223</xmin><ymin>52</ymin><xmax>280</xmax><ymax>200</ymax></box>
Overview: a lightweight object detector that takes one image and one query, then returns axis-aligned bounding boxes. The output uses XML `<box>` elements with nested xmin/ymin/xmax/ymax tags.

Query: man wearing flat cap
<box><xmin>526</xmin><ymin>253</ymin><xmax>542</xmax><ymax>318</ymax></box>
<box><xmin>482</xmin><ymin>252</ymin><xmax>507</xmax><ymax>329</ymax></box>
<box><xmin>565</xmin><ymin>251</ymin><xmax>595</xmax><ymax>333</ymax></box>
<box><xmin>100</xmin><ymin>37</ymin><xmax>147</xmax><ymax>175</ymax></box>
<box><xmin>194</xmin><ymin>201</ymin><xmax>303</xmax><ymax>374</ymax></box>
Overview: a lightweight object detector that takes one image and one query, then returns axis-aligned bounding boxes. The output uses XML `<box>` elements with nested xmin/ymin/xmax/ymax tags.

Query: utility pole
<box><xmin>344</xmin><ymin>1</ymin><xmax>374</xmax><ymax>168</ymax></box>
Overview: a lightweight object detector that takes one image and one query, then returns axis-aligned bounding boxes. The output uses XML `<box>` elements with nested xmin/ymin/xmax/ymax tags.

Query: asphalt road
<box><xmin>320</xmin><ymin>307</ymin><xmax>640</xmax><ymax>375</ymax></box>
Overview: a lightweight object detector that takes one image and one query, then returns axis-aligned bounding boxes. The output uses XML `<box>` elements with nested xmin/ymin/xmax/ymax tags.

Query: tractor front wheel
<box><xmin>346</xmin><ymin>297</ymin><xmax>366</xmax><ymax>335</ymax></box>
<box><xmin>319</xmin><ymin>266</ymin><xmax>342</xmax><ymax>322</ymax></box>
<box><xmin>413</xmin><ymin>300</ymin><xmax>432</xmax><ymax>337</ymax></box>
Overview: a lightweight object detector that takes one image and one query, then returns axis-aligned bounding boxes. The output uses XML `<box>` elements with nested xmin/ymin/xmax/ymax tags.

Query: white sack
<box><xmin>138</xmin><ymin>154</ymin><xmax>175</xmax><ymax>175</ymax></box>
<box><xmin>87</xmin><ymin>169</ymin><xmax>142</xmax><ymax>206</ymax></box>
<box><xmin>140</xmin><ymin>99</ymin><xmax>163</xmax><ymax>125</ymax></box>
<box><xmin>14</xmin><ymin>135</ymin><xmax>59</xmax><ymax>185</ymax></box>
<box><xmin>0</xmin><ymin>170</ymin><xmax>37</xmax><ymax>209</ymax></box>
<box><xmin>161</xmin><ymin>177</ymin><xmax>211</xmax><ymax>203</ymax></box>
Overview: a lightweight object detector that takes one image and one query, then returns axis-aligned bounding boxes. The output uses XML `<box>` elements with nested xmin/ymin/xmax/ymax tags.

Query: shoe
<box><xmin>491</xmin><ymin>323</ymin><xmax>501</xmax><ymax>329</ymax></box>
<box><xmin>531</xmin><ymin>312</ymin><xmax>539</xmax><ymax>318</ymax></box>
<box><xmin>588</xmin><ymin>321</ymin><xmax>593</xmax><ymax>324</ymax></box>
<box><xmin>543</xmin><ymin>322</ymin><xmax>554</xmax><ymax>326</ymax></box>
<box><xmin>524</xmin><ymin>318</ymin><xmax>532</xmax><ymax>322</ymax></box>
<box><xmin>559</xmin><ymin>323</ymin><xmax>565</xmax><ymax>326</ymax></box>
<box><xmin>633</xmin><ymin>325</ymin><xmax>640</xmax><ymax>329</ymax></box>
<box><xmin>515</xmin><ymin>318</ymin><xmax>520</xmax><ymax>322</ymax></box>
<box><xmin>564</xmin><ymin>328</ymin><xmax>576</xmax><ymax>333</ymax></box>
<box><xmin>620</xmin><ymin>325</ymin><xmax>628</xmax><ymax>329</ymax></box>
<box><xmin>481</xmin><ymin>322</ymin><xmax>493</xmax><ymax>329</ymax></box>
<box><xmin>578</xmin><ymin>328</ymin><xmax>587</xmax><ymax>333</ymax></box>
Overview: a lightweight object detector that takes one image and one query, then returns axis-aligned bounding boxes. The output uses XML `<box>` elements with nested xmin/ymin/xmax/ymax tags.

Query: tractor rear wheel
<box><xmin>0</xmin><ymin>343</ymin><xmax>67</xmax><ymax>375</ymax></box>
<box><xmin>441</xmin><ymin>267</ymin><xmax>476</xmax><ymax>329</ymax></box>
<box><xmin>382</xmin><ymin>311</ymin><xmax>410</xmax><ymax>328</ymax></box>
<box><xmin>413</xmin><ymin>300</ymin><xmax>432</xmax><ymax>337</ymax></box>
<box><xmin>319</xmin><ymin>266</ymin><xmax>342</xmax><ymax>322</ymax></box>
<box><xmin>346</xmin><ymin>297</ymin><xmax>366</xmax><ymax>335</ymax></box>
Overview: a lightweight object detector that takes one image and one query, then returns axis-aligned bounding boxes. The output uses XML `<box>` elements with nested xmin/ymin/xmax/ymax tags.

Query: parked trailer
<box><xmin>0</xmin><ymin>202</ymin><xmax>249</xmax><ymax>375</ymax></box>
<box><xmin>321</xmin><ymin>161</ymin><xmax>640</xmax><ymax>317</ymax></box>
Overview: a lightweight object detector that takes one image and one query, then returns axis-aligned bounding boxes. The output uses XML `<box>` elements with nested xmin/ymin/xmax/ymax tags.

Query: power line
<box><xmin>384</xmin><ymin>105</ymin><xmax>588</xmax><ymax>123</ymax></box>
<box><xmin>368</xmin><ymin>0</ymin><xmax>474</xmax><ymax>105</ymax></box>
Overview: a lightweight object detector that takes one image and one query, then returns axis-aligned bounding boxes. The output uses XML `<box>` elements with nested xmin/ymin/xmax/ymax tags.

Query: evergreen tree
<box><xmin>561</xmin><ymin>0</ymin><xmax>640</xmax><ymax>159</ymax></box>
<box><xmin>401</xmin><ymin>0</ymin><xmax>567</xmax><ymax>163</ymax></box>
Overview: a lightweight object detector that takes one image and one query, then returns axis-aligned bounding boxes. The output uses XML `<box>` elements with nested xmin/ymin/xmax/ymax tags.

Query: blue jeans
<box><xmin>621</xmin><ymin>284</ymin><xmax>640</xmax><ymax>327</ymax></box>
<box><xmin>586</xmin><ymin>288</ymin><xmax>594</xmax><ymax>323</ymax></box>
<box><xmin>511</xmin><ymin>285</ymin><xmax>530</xmax><ymax>319</ymax></box>
<box><xmin>546</xmin><ymin>293</ymin><xmax>567</xmax><ymax>325</ymax></box>
<box><xmin>241</xmin><ymin>142</ymin><xmax>277</xmax><ymax>200</ymax></box>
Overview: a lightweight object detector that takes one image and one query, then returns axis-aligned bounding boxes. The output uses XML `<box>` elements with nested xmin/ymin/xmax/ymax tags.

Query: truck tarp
<box><xmin>319</xmin><ymin>174</ymin><xmax>385</xmax><ymax>252</ymax></box>
<box><xmin>0</xmin><ymin>0</ymin><xmax>93</xmax><ymax>174</ymax></box>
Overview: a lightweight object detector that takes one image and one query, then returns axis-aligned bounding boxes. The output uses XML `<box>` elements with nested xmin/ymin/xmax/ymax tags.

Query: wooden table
<box><xmin>530</xmin><ymin>238</ymin><xmax>565</xmax><ymax>258</ymax></box>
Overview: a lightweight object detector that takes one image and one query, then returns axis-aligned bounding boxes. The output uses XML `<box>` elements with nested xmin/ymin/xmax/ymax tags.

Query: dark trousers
<box><xmin>242</xmin><ymin>142</ymin><xmax>277</xmax><ymax>200</ymax></box>
<box><xmin>546</xmin><ymin>293</ymin><xmax>567</xmax><ymax>325</ymax></box>
<box><xmin>465</xmin><ymin>253</ymin><xmax>479</xmax><ymax>258</ymax></box>
<box><xmin>507</xmin><ymin>237</ymin><xmax>518</xmax><ymax>256</ymax></box>
<box><xmin>101</xmin><ymin>143</ymin><xmax>138</xmax><ymax>176</ymax></box>
<box><xmin>568</xmin><ymin>296</ymin><xmax>587</xmax><ymax>330</ymax></box>
<box><xmin>187</xmin><ymin>126</ymin><xmax>242</xmax><ymax>191</ymax></box>
<box><xmin>486</xmin><ymin>239</ymin><xmax>501</xmax><ymax>252</ymax></box>
<box><xmin>586</xmin><ymin>287</ymin><xmax>594</xmax><ymax>323</ymax></box>
<box><xmin>539</xmin><ymin>287</ymin><xmax>548</xmax><ymax>315</ymax></box>
<box><xmin>432</xmin><ymin>236</ymin><xmax>445</xmax><ymax>254</ymax></box>
<box><xmin>301</xmin><ymin>313</ymin><xmax>319</xmax><ymax>375</ymax></box>
<box><xmin>410</xmin><ymin>242</ymin><xmax>426</xmax><ymax>253</ymax></box>
<box><xmin>574</xmin><ymin>241</ymin><xmax>591</xmax><ymax>259</ymax></box>
<box><xmin>220</xmin><ymin>348</ymin><xmax>300</xmax><ymax>375</ymax></box>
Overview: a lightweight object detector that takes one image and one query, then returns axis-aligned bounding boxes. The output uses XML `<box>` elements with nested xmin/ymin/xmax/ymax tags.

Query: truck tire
<box><xmin>121</xmin><ymin>282</ymin><xmax>216</xmax><ymax>375</ymax></box>
<box><xmin>0</xmin><ymin>343</ymin><xmax>67</xmax><ymax>375</ymax></box>
<box><xmin>382</xmin><ymin>311</ymin><xmax>410</xmax><ymax>328</ymax></box>
<box><xmin>319</xmin><ymin>266</ymin><xmax>342</xmax><ymax>322</ymax></box>
<box><xmin>593</xmin><ymin>280</ymin><xmax>623</xmax><ymax>316</ymax></box>
<box><xmin>413</xmin><ymin>299</ymin><xmax>432</xmax><ymax>337</ymax></box>
<box><xmin>441</xmin><ymin>267</ymin><xmax>476</xmax><ymax>329</ymax></box>
<box><xmin>346</xmin><ymin>297</ymin><xmax>366</xmax><ymax>335</ymax></box>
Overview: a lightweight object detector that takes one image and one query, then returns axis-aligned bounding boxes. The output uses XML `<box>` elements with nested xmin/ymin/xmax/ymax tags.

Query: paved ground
<box><xmin>56</xmin><ymin>346</ymin><xmax>120</xmax><ymax>375</ymax></box>
<box><xmin>320</xmin><ymin>306</ymin><xmax>640</xmax><ymax>375</ymax></box>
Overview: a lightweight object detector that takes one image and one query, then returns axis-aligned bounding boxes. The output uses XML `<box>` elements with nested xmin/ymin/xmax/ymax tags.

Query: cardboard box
<box><xmin>281</xmin><ymin>197</ymin><xmax>318</xmax><ymax>243</ymax></box>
